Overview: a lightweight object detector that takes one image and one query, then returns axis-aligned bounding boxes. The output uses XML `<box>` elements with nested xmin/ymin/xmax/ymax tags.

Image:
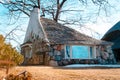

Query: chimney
<box><xmin>24</xmin><ymin>7</ymin><xmax>49</xmax><ymax>44</ymax></box>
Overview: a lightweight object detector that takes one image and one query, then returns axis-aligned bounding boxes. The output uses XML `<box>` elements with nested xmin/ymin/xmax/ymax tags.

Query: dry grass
<box><xmin>1</xmin><ymin>66</ymin><xmax>120</xmax><ymax>80</ymax></box>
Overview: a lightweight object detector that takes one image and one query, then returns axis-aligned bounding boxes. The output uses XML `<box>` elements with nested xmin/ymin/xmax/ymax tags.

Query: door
<box><xmin>38</xmin><ymin>53</ymin><xmax>46</xmax><ymax>65</ymax></box>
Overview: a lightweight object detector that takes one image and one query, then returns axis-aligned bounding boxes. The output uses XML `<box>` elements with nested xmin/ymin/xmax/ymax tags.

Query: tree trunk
<box><xmin>38</xmin><ymin>0</ymin><xmax>40</xmax><ymax>8</ymax></box>
<box><xmin>54</xmin><ymin>0</ymin><xmax>67</xmax><ymax>22</ymax></box>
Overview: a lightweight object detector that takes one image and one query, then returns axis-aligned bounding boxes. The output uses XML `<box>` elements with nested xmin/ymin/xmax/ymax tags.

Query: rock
<box><xmin>49</xmin><ymin>60</ymin><xmax>58</xmax><ymax>66</ymax></box>
<box><xmin>5</xmin><ymin>71</ymin><xmax>32</xmax><ymax>80</ymax></box>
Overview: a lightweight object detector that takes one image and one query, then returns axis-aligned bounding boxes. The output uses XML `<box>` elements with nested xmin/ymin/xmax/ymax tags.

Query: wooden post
<box><xmin>6</xmin><ymin>66</ymin><xmax>9</xmax><ymax>74</ymax></box>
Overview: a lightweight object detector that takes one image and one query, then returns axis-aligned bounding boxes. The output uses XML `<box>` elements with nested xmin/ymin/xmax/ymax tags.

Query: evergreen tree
<box><xmin>0</xmin><ymin>35</ymin><xmax>24</xmax><ymax>66</ymax></box>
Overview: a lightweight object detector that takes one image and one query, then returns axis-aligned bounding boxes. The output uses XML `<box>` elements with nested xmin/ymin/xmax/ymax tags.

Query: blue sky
<box><xmin>0</xmin><ymin>0</ymin><xmax>120</xmax><ymax>47</ymax></box>
<box><xmin>0</xmin><ymin>3</ymin><xmax>29</xmax><ymax>48</ymax></box>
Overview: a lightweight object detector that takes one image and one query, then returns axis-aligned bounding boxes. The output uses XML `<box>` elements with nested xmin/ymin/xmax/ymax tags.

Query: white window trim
<box><xmin>93</xmin><ymin>46</ymin><xmax>96</xmax><ymax>58</ymax></box>
<box><xmin>70</xmin><ymin>46</ymin><xmax>72</xmax><ymax>59</ymax></box>
<box><xmin>88</xmin><ymin>46</ymin><xmax>90</xmax><ymax>59</ymax></box>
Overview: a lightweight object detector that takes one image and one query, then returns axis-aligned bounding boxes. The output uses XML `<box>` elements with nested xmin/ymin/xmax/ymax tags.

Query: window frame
<box><xmin>64</xmin><ymin>45</ymin><xmax>96</xmax><ymax>59</ymax></box>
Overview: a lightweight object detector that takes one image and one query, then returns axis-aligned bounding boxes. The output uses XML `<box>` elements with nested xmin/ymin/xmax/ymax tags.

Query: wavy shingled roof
<box><xmin>40</xmin><ymin>18</ymin><xmax>110</xmax><ymax>45</ymax></box>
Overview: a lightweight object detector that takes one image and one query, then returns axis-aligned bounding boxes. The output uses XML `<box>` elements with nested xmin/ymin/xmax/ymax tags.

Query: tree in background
<box><xmin>0</xmin><ymin>35</ymin><xmax>24</xmax><ymax>65</ymax></box>
<box><xmin>0</xmin><ymin>0</ymin><xmax>110</xmax><ymax>23</ymax></box>
<box><xmin>0</xmin><ymin>0</ymin><xmax>111</xmax><ymax>47</ymax></box>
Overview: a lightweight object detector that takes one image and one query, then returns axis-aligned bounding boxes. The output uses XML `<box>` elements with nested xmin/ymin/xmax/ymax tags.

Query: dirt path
<box><xmin>1</xmin><ymin>66</ymin><xmax>120</xmax><ymax>80</ymax></box>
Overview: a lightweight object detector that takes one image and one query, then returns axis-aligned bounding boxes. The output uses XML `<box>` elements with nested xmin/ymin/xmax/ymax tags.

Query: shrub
<box><xmin>0</xmin><ymin>35</ymin><xmax>24</xmax><ymax>66</ymax></box>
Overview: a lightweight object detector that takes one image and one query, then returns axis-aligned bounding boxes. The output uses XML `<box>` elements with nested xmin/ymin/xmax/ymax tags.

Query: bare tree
<box><xmin>0</xmin><ymin>0</ymin><xmax>110</xmax><ymax>22</ymax></box>
<box><xmin>0</xmin><ymin>0</ymin><xmax>111</xmax><ymax>46</ymax></box>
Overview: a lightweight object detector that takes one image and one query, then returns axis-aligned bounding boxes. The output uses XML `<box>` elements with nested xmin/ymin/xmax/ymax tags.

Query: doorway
<box><xmin>36</xmin><ymin>52</ymin><xmax>49</xmax><ymax>65</ymax></box>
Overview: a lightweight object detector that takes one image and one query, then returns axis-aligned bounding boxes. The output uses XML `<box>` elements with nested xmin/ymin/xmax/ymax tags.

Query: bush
<box><xmin>0</xmin><ymin>35</ymin><xmax>24</xmax><ymax>66</ymax></box>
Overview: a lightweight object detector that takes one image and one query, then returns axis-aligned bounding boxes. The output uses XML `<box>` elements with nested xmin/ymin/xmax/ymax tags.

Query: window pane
<box><xmin>72</xmin><ymin>46</ymin><xmax>89</xmax><ymax>59</ymax></box>
<box><xmin>90</xmin><ymin>47</ymin><xmax>93</xmax><ymax>58</ymax></box>
<box><xmin>66</xmin><ymin>46</ymin><xmax>70</xmax><ymax>58</ymax></box>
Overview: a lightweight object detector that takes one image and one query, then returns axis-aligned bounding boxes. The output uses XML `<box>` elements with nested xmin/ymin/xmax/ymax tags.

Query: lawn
<box><xmin>0</xmin><ymin>66</ymin><xmax>120</xmax><ymax>80</ymax></box>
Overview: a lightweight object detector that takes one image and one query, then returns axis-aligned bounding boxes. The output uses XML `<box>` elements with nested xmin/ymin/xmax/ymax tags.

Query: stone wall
<box><xmin>49</xmin><ymin>45</ymin><xmax>116</xmax><ymax>66</ymax></box>
<box><xmin>22</xmin><ymin>44</ymin><xmax>116</xmax><ymax>66</ymax></box>
<box><xmin>96</xmin><ymin>45</ymin><xmax>116</xmax><ymax>64</ymax></box>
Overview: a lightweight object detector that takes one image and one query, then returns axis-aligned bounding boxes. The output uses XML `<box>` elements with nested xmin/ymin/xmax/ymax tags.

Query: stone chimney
<box><xmin>24</xmin><ymin>7</ymin><xmax>49</xmax><ymax>43</ymax></box>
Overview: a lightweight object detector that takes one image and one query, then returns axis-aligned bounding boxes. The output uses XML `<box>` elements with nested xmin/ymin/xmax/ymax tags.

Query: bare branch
<box><xmin>54</xmin><ymin>0</ymin><xmax>67</xmax><ymax>22</ymax></box>
<box><xmin>0</xmin><ymin>0</ymin><xmax>113</xmax><ymax>47</ymax></box>
<box><xmin>60</xmin><ymin>10</ymin><xmax>83</xmax><ymax>13</ymax></box>
<box><xmin>5</xmin><ymin>26</ymin><xmax>19</xmax><ymax>39</ymax></box>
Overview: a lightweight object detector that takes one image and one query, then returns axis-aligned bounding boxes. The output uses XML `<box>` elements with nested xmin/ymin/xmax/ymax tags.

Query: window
<box><xmin>72</xmin><ymin>46</ymin><xmax>89</xmax><ymax>59</ymax></box>
<box><xmin>66</xmin><ymin>45</ymin><xmax>71</xmax><ymax>58</ymax></box>
<box><xmin>25</xmin><ymin>47</ymin><xmax>32</xmax><ymax>58</ymax></box>
<box><xmin>90</xmin><ymin>47</ymin><xmax>93</xmax><ymax>58</ymax></box>
<box><xmin>65</xmin><ymin>45</ymin><xmax>94</xmax><ymax>59</ymax></box>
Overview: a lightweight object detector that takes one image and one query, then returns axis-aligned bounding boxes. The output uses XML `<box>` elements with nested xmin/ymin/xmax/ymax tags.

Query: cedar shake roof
<box><xmin>40</xmin><ymin>18</ymin><xmax>111</xmax><ymax>45</ymax></box>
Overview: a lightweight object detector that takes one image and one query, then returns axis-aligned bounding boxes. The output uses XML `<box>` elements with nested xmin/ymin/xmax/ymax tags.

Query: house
<box><xmin>21</xmin><ymin>7</ymin><xmax>115</xmax><ymax>66</ymax></box>
<box><xmin>102</xmin><ymin>21</ymin><xmax>120</xmax><ymax>63</ymax></box>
